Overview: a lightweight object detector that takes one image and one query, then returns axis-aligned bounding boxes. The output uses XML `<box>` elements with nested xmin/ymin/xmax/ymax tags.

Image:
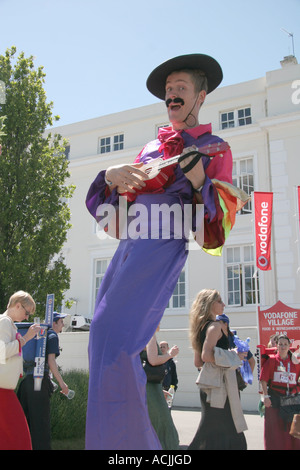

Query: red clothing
<box><xmin>260</xmin><ymin>353</ymin><xmax>300</xmax><ymax>450</ymax></box>
<box><xmin>264</xmin><ymin>406</ymin><xmax>300</xmax><ymax>450</ymax></box>
<box><xmin>0</xmin><ymin>388</ymin><xmax>32</xmax><ymax>450</ymax></box>
<box><xmin>260</xmin><ymin>353</ymin><xmax>300</xmax><ymax>395</ymax></box>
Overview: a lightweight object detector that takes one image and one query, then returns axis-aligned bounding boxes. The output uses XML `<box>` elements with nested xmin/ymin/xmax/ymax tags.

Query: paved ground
<box><xmin>171</xmin><ymin>407</ymin><xmax>265</xmax><ymax>450</ymax></box>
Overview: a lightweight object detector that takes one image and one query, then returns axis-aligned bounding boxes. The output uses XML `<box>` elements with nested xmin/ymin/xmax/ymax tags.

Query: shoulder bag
<box><xmin>279</xmin><ymin>393</ymin><xmax>300</xmax><ymax>423</ymax></box>
<box><xmin>142</xmin><ymin>359</ymin><xmax>166</xmax><ymax>383</ymax></box>
<box><xmin>0</xmin><ymin>354</ymin><xmax>23</xmax><ymax>389</ymax></box>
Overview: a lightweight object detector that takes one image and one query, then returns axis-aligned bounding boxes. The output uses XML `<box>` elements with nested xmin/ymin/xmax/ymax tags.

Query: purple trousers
<box><xmin>85</xmin><ymin>235</ymin><xmax>187</xmax><ymax>449</ymax></box>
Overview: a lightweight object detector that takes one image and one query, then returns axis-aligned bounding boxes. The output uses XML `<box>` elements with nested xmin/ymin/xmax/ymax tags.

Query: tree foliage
<box><xmin>0</xmin><ymin>47</ymin><xmax>75</xmax><ymax>314</ymax></box>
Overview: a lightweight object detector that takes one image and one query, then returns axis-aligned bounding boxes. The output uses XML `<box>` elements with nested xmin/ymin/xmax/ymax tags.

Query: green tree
<box><xmin>0</xmin><ymin>47</ymin><xmax>75</xmax><ymax>314</ymax></box>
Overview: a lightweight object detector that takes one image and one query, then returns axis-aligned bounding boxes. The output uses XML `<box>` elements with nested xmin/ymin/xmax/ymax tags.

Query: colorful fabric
<box><xmin>203</xmin><ymin>180</ymin><xmax>250</xmax><ymax>256</ymax></box>
<box><xmin>85</xmin><ymin>123</ymin><xmax>244</xmax><ymax>449</ymax></box>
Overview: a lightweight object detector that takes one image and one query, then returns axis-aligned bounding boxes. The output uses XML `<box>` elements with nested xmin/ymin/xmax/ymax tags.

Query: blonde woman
<box><xmin>188</xmin><ymin>289</ymin><xmax>247</xmax><ymax>450</ymax></box>
<box><xmin>0</xmin><ymin>291</ymin><xmax>40</xmax><ymax>450</ymax></box>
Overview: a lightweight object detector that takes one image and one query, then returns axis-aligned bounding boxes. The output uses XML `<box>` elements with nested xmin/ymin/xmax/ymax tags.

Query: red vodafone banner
<box><xmin>258</xmin><ymin>300</ymin><xmax>300</xmax><ymax>346</ymax></box>
<box><xmin>254</xmin><ymin>192</ymin><xmax>273</xmax><ymax>271</ymax></box>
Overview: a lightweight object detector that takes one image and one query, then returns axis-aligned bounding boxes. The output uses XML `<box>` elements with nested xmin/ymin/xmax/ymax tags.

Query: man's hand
<box><xmin>106</xmin><ymin>162</ymin><xmax>149</xmax><ymax>193</ymax></box>
<box><xmin>179</xmin><ymin>146</ymin><xmax>205</xmax><ymax>190</ymax></box>
<box><xmin>59</xmin><ymin>382</ymin><xmax>69</xmax><ymax>396</ymax></box>
<box><xmin>169</xmin><ymin>345</ymin><xmax>179</xmax><ymax>358</ymax></box>
<box><xmin>23</xmin><ymin>323</ymin><xmax>41</xmax><ymax>342</ymax></box>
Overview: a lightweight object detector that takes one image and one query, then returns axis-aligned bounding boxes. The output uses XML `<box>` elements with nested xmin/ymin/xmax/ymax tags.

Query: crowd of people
<box><xmin>1</xmin><ymin>289</ymin><xmax>300</xmax><ymax>450</ymax></box>
<box><xmin>1</xmin><ymin>52</ymin><xmax>300</xmax><ymax>451</ymax></box>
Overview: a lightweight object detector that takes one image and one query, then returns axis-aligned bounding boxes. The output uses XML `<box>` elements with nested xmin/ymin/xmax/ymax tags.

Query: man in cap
<box><xmin>17</xmin><ymin>312</ymin><xmax>69</xmax><ymax>449</ymax></box>
<box><xmin>85</xmin><ymin>54</ymin><xmax>247</xmax><ymax>450</ymax></box>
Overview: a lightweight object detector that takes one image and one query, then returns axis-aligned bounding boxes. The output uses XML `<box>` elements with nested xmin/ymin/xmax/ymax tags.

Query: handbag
<box><xmin>142</xmin><ymin>359</ymin><xmax>166</xmax><ymax>383</ymax></box>
<box><xmin>290</xmin><ymin>414</ymin><xmax>300</xmax><ymax>439</ymax></box>
<box><xmin>0</xmin><ymin>354</ymin><xmax>23</xmax><ymax>389</ymax></box>
<box><xmin>236</xmin><ymin>369</ymin><xmax>247</xmax><ymax>391</ymax></box>
<box><xmin>279</xmin><ymin>393</ymin><xmax>300</xmax><ymax>423</ymax></box>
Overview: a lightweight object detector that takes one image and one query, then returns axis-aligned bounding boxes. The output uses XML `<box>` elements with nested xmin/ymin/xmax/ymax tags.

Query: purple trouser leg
<box><xmin>85</xmin><ymin>237</ymin><xmax>187</xmax><ymax>450</ymax></box>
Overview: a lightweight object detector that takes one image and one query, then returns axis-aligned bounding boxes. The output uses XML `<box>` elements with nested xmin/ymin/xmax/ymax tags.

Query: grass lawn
<box><xmin>52</xmin><ymin>437</ymin><xmax>85</xmax><ymax>450</ymax></box>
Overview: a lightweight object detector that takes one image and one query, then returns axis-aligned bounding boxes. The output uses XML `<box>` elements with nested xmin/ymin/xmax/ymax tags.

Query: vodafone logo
<box><xmin>254</xmin><ymin>193</ymin><xmax>273</xmax><ymax>271</ymax></box>
<box><xmin>258</xmin><ymin>255</ymin><xmax>268</xmax><ymax>268</ymax></box>
<box><xmin>257</xmin><ymin>202</ymin><xmax>270</xmax><ymax>256</ymax></box>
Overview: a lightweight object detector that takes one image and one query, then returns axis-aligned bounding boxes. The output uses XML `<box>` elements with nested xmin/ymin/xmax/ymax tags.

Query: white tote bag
<box><xmin>0</xmin><ymin>340</ymin><xmax>23</xmax><ymax>389</ymax></box>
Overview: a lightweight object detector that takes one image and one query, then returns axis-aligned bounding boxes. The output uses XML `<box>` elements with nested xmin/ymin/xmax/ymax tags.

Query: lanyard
<box><xmin>280</xmin><ymin>360</ymin><xmax>291</xmax><ymax>395</ymax></box>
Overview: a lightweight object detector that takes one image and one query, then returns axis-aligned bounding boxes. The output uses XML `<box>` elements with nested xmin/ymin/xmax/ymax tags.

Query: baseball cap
<box><xmin>53</xmin><ymin>312</ymin><xmax>68</xmax><ymax>322</ymax></box>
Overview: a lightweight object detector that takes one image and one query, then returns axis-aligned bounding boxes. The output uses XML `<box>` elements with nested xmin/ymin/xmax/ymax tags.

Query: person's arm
<box><xmin>147</xmin><ymin>334</ymin><xmax>179</xmax><ymax>366</ymax></box>
<box><xmin>183</xmin><ymin>144</ymin><xmax>247</xmax><ymax>254</ymax></box>
<box><xmin>0</xmin><ymin>319</ymin><xmax>40</xmax><ymax>360</ymax></box>
<box><xmin>47</xmin><ymin>353</ymin><xmax>68</xmax><ymax>395</ymax></box>
<box><xmin>170</xmin><ymin>359</ymin><xmax>178</xmax><ymax>389</ymax></box>
<box><xmin>194</xmin><ymin>350</ymin><xmax>203</xmax><ymax>369</ymax></box>
<box><xmin>179</xmin><ymin>146</ymin><xmax>206</xmax><ymax>192</ymax></box>
<box><xmin>259</xmin><ymin>357</ymin><xmax>274</xmax><ymax>408</ymax></box>
<box><xmin>201</xmin><ymin>322</ymin><xmax>222</xmax><ymax>363</ymax></box>
<box><xmin>260</xmin><ymin>380</ymin><xmax>272</xmax><ymax>408</ymax></box>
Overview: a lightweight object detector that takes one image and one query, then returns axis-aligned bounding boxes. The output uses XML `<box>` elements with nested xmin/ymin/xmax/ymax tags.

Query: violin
<box><xmin>121</xmin><ymin>141</ymin><xmax>230</xmax><ymax>202</ymax></box>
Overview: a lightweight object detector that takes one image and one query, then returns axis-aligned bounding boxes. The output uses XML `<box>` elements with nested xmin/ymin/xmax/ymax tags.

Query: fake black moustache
<box><xmin>165</xmin><ymin>97</ymin><xmax>185</xmax><ymax>108</ymax></box>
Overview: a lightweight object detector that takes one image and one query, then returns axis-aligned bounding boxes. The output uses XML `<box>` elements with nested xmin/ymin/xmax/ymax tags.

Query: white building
<box><xmin>51</xmin><ymin>56</ymin><xmax>300</xmax><ymax>410</ymax></box>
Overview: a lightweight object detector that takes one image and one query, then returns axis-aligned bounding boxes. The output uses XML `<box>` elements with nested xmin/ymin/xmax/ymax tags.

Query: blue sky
<box><xmin>0</xmin><ymin>0</ymin><xmax>299</xmax><ymax>126</ymax></box>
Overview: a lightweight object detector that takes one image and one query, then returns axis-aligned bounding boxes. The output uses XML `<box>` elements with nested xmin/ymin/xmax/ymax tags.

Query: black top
<box><xmin>200</xmin><ymin>320</ymin><xmax>229</xmax><ymax>352</ymax></box>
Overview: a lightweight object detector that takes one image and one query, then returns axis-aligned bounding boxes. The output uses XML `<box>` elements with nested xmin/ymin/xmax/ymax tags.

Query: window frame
<box><xmin>225</xmin><ymin>245</ymin><xmax>259</xmax><ymax>308</ymax></box>
<box><xmin>98</xmin><ymin>133</ymin><xmax>124</xmax><ymax>155</ymax></box>
<box><xmin>165</xmin><ymin>266</ymin><xmax>187</xmax><ymax>312</ymax></box>
<box><xmin>93</xmin><ymin>258</ymin><xmax>111</xmax><ymax>307</ymax></box>
<box><xmin>220</xmin><ymin>106</ymin><xmax>252</xmax><ymax>130</ymax></box>
<box><xmin>232</xmin><ymin>156</ymin><xmax>254</xmax><ymax>214</ymax></box>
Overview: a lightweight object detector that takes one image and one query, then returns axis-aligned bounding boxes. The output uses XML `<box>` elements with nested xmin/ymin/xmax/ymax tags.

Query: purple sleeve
<box><xmin>85</xmin><ymin>170</ymin><xmax>120</xmax><ymax>219</ymax></box>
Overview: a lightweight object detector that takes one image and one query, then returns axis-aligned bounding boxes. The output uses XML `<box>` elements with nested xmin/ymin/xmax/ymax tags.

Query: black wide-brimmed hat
<box><xmin>146</xmin><ymin>53</ymin><xmax>223</xmax><ymax>100</ymax></box>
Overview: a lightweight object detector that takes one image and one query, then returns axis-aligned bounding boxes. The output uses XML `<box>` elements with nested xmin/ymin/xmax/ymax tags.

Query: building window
<box><xmin>232</xmin><ymin>157</ymin><xmax>254</xmax><ymax>214</ymax></box>
<box><xmin>64</xmin><ymin>145</ymin><xmax>70</xmax><ymax>160</ymax></box>
<box><xmin>220</xmin><ymin>107</ymin><xmax>252</xmax><ymax>129</ymax></box>
<box><xmin>225</xmin><ymin>245</ymin><xmax>259</xmax><ymax>307</ymax></box>
<box><xmin>98</xmin><ymin>133</ymin><xmax>124</xmax><ymax>154</ymax></box>
<box><xmin>167</xmin><ymin>268</ymin><xmax>186</xmax><ymax>309</ymax></box>
<box><xmin>113</xmin><ymin>134</ymin><xmax>124</xmax><ymax>151</ymax></box>
<box><xmin>94</xmin><ymin>258</ymin><xmax>111</xmax><ymax>305</ymax></box>
<box><xmin>99</xmin><ymin>137</ymin><xmax>111</xmax><ymax>154</ymax></box>
<box><xmin>221</xmin><ymin>111</ymin><xmax>235</xmax><ymax>129</ymax></box>
<box><xmin>238</xmin><ymin>107</ymin><xmax>252</xmax><ymax>126</ymax></box>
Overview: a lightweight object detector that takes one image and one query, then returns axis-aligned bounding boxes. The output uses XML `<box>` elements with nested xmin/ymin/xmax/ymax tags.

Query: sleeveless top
<box><xmin>199</xmin><ymin>320</ymin><xmax>229</xmax><ymax>352</ymax></box>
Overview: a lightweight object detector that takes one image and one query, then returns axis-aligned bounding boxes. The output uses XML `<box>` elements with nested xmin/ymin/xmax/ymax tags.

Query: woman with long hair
<box><xmin>188</xmin><ymin>289</ymin><xmax>247</xmax><ymax>450</ymax></box>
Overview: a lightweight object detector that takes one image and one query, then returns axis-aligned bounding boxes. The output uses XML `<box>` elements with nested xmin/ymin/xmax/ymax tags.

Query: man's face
<box><xmin>53</xmin><ymin>318</ymin><xmax>64</xmax><ymax>333</ymax></box>
<box><xmin>165</xmin><ymin>71</ymin><xmax>203</xmax><ymax>129</ymax></box>
<box><xmin>160</xmin><ymin>343</ymin><xmax>168</xmax><ymax>354</ymax></box>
